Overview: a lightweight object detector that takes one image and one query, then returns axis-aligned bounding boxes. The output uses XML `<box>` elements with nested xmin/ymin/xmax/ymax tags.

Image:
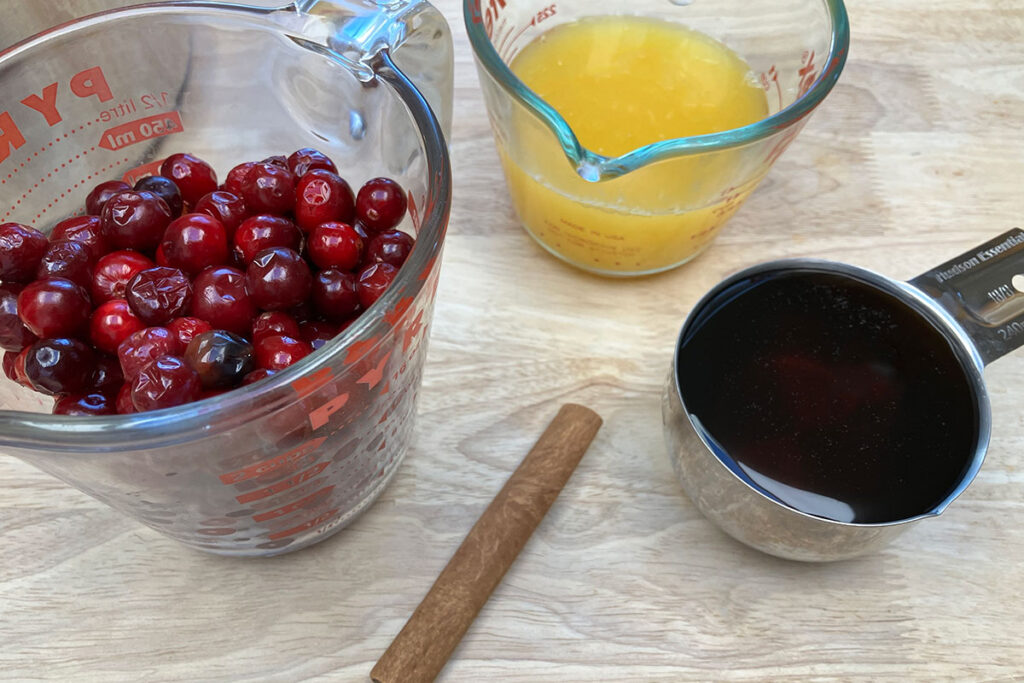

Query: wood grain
<box><xmin>2</xmin><ymin>1</ymin><xmax>1024</xmax><ymax>681</ymax></box>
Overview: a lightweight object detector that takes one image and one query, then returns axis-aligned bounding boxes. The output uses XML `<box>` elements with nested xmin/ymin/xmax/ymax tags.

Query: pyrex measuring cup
<box><xmin>663</xmin><ymin>229</ymin><xmax>1024</xmax><ymax>561</ymax></box>
<box><xmin>465</xmin><ymin>0</ymin><xmax>849</xmax><ymax>277</ymax></box>
<box><xmin>0</xmin><ymin>0</ymin><xmax>452</xmax><ymax>556</ymax></box>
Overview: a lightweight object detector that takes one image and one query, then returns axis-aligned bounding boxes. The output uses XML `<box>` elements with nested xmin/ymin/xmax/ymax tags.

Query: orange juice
<box><xmin>502</xmin><ymin>16</ymin><xmax>769</xmax><ymax>275</ymax></box>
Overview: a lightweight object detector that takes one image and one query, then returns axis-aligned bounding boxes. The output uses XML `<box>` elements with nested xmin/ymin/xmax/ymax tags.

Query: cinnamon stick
<box><xmin>370</xmin><ymin>403</ymin><xmax>603</xmax><ymax>683</ymax></box>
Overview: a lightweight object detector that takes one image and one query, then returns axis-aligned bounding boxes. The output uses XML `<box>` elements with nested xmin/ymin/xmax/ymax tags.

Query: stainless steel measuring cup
<box><xmin>0</xmin><ymin>0</ymin><xmax>452</xmax><ymax>556</ymax></box>
<box><xmin>663</xmin><ymin>229</ymin><xmax>1024</xmax><ymax>561</ymax></box>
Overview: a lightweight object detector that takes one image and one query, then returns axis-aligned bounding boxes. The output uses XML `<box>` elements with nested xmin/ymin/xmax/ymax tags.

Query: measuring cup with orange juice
<box><xmin>465</xmin><ymin>0</ymin><xmax>849</xmax><ymax>276</ymax></box>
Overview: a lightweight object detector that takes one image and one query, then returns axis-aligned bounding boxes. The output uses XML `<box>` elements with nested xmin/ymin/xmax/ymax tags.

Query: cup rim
<box><xmin>670</xmin><ymin>258</ymin><xmax>992</xmax><ymax>528</ymax></box>
<box><xmin>0</xmin><ymin>3</ymin><xmax>451</xmax><ymax>451</ymax></box>
<box><xmin>463</xmin><ymin>0</ymin><xmax>850</xmax><ymax>180</ymax></box>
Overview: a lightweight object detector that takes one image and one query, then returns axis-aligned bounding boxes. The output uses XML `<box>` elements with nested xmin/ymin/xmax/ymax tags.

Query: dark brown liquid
<box><xmin>677</xmin><ymin>270</ymin><xmax>979</xmax><ymax>524</ymax></box>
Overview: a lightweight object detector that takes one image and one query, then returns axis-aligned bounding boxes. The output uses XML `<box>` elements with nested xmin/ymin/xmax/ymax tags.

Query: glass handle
<box><xmin>909</xmin><ymin>228</ymin><xmax>1024</xmax><ymax>366</ymax></box>
<box><xmin>293</xmin><ymin>0</ymin><xmax>454</xmax><ymax>136</ymax></box>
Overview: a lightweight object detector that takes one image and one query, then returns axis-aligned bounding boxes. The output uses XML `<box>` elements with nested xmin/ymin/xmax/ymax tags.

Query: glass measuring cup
<box><xmin>663</xmin><ymin>229</ymin><xmax>1024</xmax><ymax>561</ymax></box>
<box><xmin>465</xmin><ymin>0</ymin><xmax>849</xmax><ymax>277</ymax></box>
<box><xmin>0</xmin><ymin>0</ymin><xmax>452</xmax><ymax>556</ymax></box>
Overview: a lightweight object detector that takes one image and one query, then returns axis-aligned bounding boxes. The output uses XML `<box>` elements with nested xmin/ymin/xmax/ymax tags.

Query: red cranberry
<box><xmin>312</xmin><ymin>268</ymin><xmax>361</xmax><ymax>321</ymax></box>
<box><xmin>116</xmin><ymin>382</ymin><xmax>135</xmax><ymax>414</ymax></box>
<box><xmin>155</xmin><ymin>244</ymin><xmax>170</xmax><ymax>266</ymax></box>
<box><xmin>308</xmin><ymin>221</ymin><xmax>363</xmax><ymax>271</ymax></box>
<box><xmin>300</xmin><ymin>319</ymin><xmax>339</xmax><ymax>350</ymax></box>
<box><xmin>260</xmin><ymin>155</ymin><xmax>289</xmax><ymax>168</ymax></box>
<box><xmin>224</xmin><ymin>161</ymin><xmax>257</xmax><ymax>196</ymax></box>
<box><xmin>0</xmin><ymin>223</ymin><xmax>48</xmax><ymax>282</ymax></box>
<box><xmin>252</xmin><ymin>311</ymin><xmax>301</xmax><ymax>341</ymax></box>
<box><xmin>17</xmin><ymin>277</ymin><xmax>91</xmax><ymax>338</ymax></box>
<box><xmin>53</xmin><ymin>392</ymin><xmax>116</xmax><ymax>416</ymax></box>
<box><xmin>126</xmin><ymin>266</ymin><xmax>193</xmax><ymax>325</ymax></box>
<box><xmin>241</xmin><ymin>367</ymin><xmax>276</xmax><ymax>385</ymax></box>
<box><xmin>294</xmin><ymin>170</ymin><xmax>355</xmax><ymax>232</ymax></box>
<box><xmin>2</xmin><ymin>349</ymin><xmax>16</xmax><ymax>381</ymax></box>
<box><xmin>246</xmin><ymin>247</ymin><xmax>312</xmax><ymax>311</ymax></box>
<box><xmin>12</xmin><ymin>346</ymin><xmax>33</xmax><ymax>388</ymax></box>
<box><xmin>160</xmin><ymin>153</ymin><xmax>218</xmax><ymax>206</ymax></box>
<box><xmin>92</xmin><ymin>354</ymin><xmax>124</xmax><ymax>393</ymax></box>
<box><xmin>356</xmin><ymin>177</ymin><xmax>407</xmax><ymax>232</ymax></box>
<box><xmin>356</xmin><ymin>262</ymin><xmax>398</xmax><ymax>309</ymax></box>
<box><xmin>36</xmin><ymin>240</ymin><xmax>93</xmax><ymax>287</ymax></box>
<box><xmin>100</xmin><ymin>190</ymin><xmax>173</xmax><ymax>252</ymax></box>
<box><xmin>185</xmin><ymin>330</ymin><xmax>254</xmax><ymax>389</ymax></box>
<box><xmin>0</xmin><ymin>284</ymin><xmax>35</xmax><ymax>352</ymax></box>
<box><xmin>233</xmin><ymin>215</ymin><xmax>302</xmax><ymax>263</ymax></box>
<box><xmin>160</xmin><ymin>213</ymin><xmax>229</xmax><ymax>274</ymax></box>
<box><xmin>168</xmin><ymin>316</ymin><xmax>212</xmax><ymax>350</ymax></box>
<box><xmin>288</xmin><ymin>299</ymin><xmax>316</xmax><ymax>325</ymax></box>
<box><xmin>50</xmin><ymin>215</ymin><xmax>107</xmax><ymax>263</ymax></box>
<box><xmin>194</xmin><ymin>191</ymin><xmax>247</xmax><ymax>240</ymax></box>
<box><xmin>131</xmin><ymin>355</ymin><xmax>202</xmax><ymax>411</ymax></box>
<box><xmin>90</xmin><ymin>299</ymin><xmax>145</xmax><ymax>354</ymax></box>
<box><xmin>24</xmin><ymin>337</ymin><xmax>95</xmax><ymax>395</ymax></box>
<box><xmin>190</xmin><ymin>266</ymin><xmax>256</xmax><ymax>335</ymax></box>
<box><xmin>288</xmin><ymin>148</ymin><xmax>338</xmax><ymax>177</ymax></box>
<box><xmin>91</xmin><ymin>250</ymin><xmax>154</xmax><ymax>303</ymax></box>
<box><xmin>352</xmin><ymin>221</ymin><xmax>370</xmax><ymax>241</ymax></box>
<box><xmin>254</xmin><ymin>334</ymin><xmax>311</xmax><ymax>371</ymax></box>
<box><xmin>240</xmin><ymin>162</ymin><xmax>296</xmax><ymax>215</ymax></box>
<box><xmin>117</xmin><ymin>326</ymin><xmax>180</xmax><ymax>381</ymax></box>
<box><xmin>134</xmin><ymin>175</ymin><xmax>184</xmax><ymax>216</ymax></box>
<box><xmin>365</xmin><ymin>229</ymin><xmax>415</xmax><ymax>268</ymax></box>
<box><xmin>86</xmin><ymin>180</ymin><xmax>131</xmax><ymax>216</ymax></box>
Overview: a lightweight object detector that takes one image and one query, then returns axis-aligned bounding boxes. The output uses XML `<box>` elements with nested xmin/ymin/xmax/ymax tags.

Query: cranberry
<box><xmin>252</xmin><ymin>311</ymin><xmax>301</xmax><ymax>341</ymax></box>
<box><xmin>254</xmin><ymin>334</ymin><xmax>311</xmax><ymax>371</ymax></box>
<box><xmin>300</xmin><ymin>319</ymin><xmax>339</xmax><ymax>350</ymax></box>
<box><xmin>160</xmin><ymin>213</ymin><xmax>229</xmax><ymax>274</ymax></box>
<box><xmin>2</xmin><ymin>350</ymin><xmax>16</xmax><ymax>381</ymax></box>
<box><xmin>260</xmin><ymin>155</ymin><xmax>289</xmax><ymax>168</ymax></box>
<box><xmin>117</xmin><ymin>326</ymin><xmax>180</xmax><ymax>381</ymax></box>
<box><xmin>352</xmin><ymin>221</ymin><xmax>370</xmax><ymax>241</ymax></box>
<box><xmin>240</xmin><ymin>162</ymin><xmax>296</xmax><ymax>215</ymax></box>
<box><xmin>100</xmin><ymin>190</ymin><xmax>173</xmax><ymax>252</ymax></box>
<box><xmin>126</xmin><ymin>266</ymin><xmax>192</xmax><ymax>325</ymax></box>
<box><xmin>288</xmin><ymin>148</ymin><xmax>338</xmax><ymax>177</ymax></box>
<box><xmin>312</xmin><ymin>268</ymin><xmax>361</xmax><ymax>321</ymax></box>
<box><xmin>36</xmin><ymin>240</ymin><xmax>93</xmax><ymax>287</ymax></box>
<box><xmin>241</xmin><ymin>367</ymin><xmax>276</xmax><ymax>385</ymax></box>
<box><xmin>356</xmin><ymin>262</ymin><xmax>399</xmax><ymax>309</ymax></box>
<box><xmin>294</xmin><ymin>170</ymin><xmax>355</xmax><ymax>232</ymax></box>
<box><xmin>185</xmin><ymin>330</ymin><xmax>254</xmax><ymax>389</ymax></box>
<box><xmin>224</xmin><ymin>161</ymin><xmax>257</xmax><ymax>196</ymax></box>
<box><xmin>356</xmin><ymin>177</ymin><xmax>407</xmax><ymax>232</ymax></box>
<box><xmin>190</xmin><ymin>266</ymin><xmax>256</xmax><ymax>335</ymax></box>
<box><xmin>233</xmin><ymin>215</ymin><xmax>302</xmax><ymax>263</ymax></box>
<box><xmin>86</xmin><ymin>180</ymin><xmax>131</xmax><ymax>216</ymax></box>
<box><xmin>90</xmin><ymin>299</ymin><xmax>145</xmax><ymax>354</ymax></box>
<box><xmin>160</xmin><ymin>153</ymin><xmax>218</xmax><ymax>206</ymax></box>
<box><xmin>168</xmin><ymin>316</ymin><xmax>212</xmax><ymax>350</ymax></box>
<box><xmin>17</xmin><ymin>277</ymin><xmax>91</xmax><ymax>338</ymax></box>
<box><xmin>24</xmin><ymin>337</ymin><xmax>95</xmax><ymax>395</ymax></box>
<box><xmin>12</xmin><ymin>347</ymin><xmax>33</xmax><ymax>388</ymax></box>
<box><xmin>134</xmin><ymin>175</ymin><xmax>184</xmax><ymax>217</ymax></box>
<box><xmin>92</xmin><ymin>354</ymin><xmax>124</xmax><ymax>393</ymax></box>
<box><xmin>308</xmin><ymin>221</ymin><xmax>363</xmax><ymax>271</ymax></box>
<box><xmin>288</xmin><ymin>299</ymin><xmax>316</xmax><ymax>325</ymax></box>
<box><xmin>155</xmin><ymin>244</ymin><xmax>170</xmax><ymax>266</ymax></box>
<box><xmin>91</xmin><ymin>250</ymin><xmax>154</xmax><ymax>303</ymax></box>
<box><xmin>131</xmin><ymin>355</ymin><xmax>202</xmax><ymax>411</ymax></box>
<box><xmin>246</xmin><ymin>247</ymin><xmax>312</xmax><ymax>311</ymax></box>
<box><xmin>0</xmin><ymin>284</ymin><xmax>35</xmax><ymax>352</ymax></box>
<box><xmin>116</xmin><ymin>382</ymin><xmax>135</xmax><ymax>414</ymax></box>
<box><xmin>50</xmin><ymin>215</ymin><xmax>107</xmax><ymax>262</ymax></box>
<box><xmin>365</xmin><ymin>229</ymin><xmax>415</xmax><ymax>268</ymax></box>
<box><xmin>53</xmin><ymin>393</ymin><xmax>116</xmax><ymax>416</ymax></box>
<box><xmin>194</xmin><ymin>191</ymin><xmax>247</xmax><ymax>240</ymax></box>
<box><xmin>0</xmin><ymin>223</ymin><xmax>48</xmax><ymax>282</ymax></box>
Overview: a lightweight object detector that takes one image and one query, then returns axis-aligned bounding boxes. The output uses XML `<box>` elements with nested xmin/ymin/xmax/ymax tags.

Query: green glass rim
<box><xmin>463</xmin><ymin>0</ymin><xmax>850</xmax><ymax>179</ymax></box>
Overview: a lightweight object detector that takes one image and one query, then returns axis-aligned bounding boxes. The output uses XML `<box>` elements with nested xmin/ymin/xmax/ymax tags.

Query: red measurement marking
<box><xmin>235</xmin><ymin>461</ymin><xmax>330</xmax><ymax>504</ymax></box>
<box><xmin>383</xmin><ymin>296</ymin><xmax>414</xmax><ymax>326</ymax></box>
<box><xmin>403</xmin><ymin>309</ymin><xmax>425</xmax><ymax>352</ymax></box>
<box><xmin>252</xmin><ymin>485</ymin><xmax>335</xmax><ymax>522</ymax></box>
<box><xmin>98</xmin><ymin>111</ymin><xmax>182</xmax><ymax>151</ymax></box>
<box><xmin>344</xmin><ymin>335</ymin><xmax>381</xmax><ymax>364</ymax></box>
<box><xmin>220</xmin><ymin>436</ymin><xmax>326</xmax><ymax>484</ymax></box>
<box><xmin>120</xmin><ymin>158</ymin><xmax>164</xmax><ymax>186</ymax></box>
<box><xmin>308</xmin><ymin>392</ymin><xmax>350</xmax><ymax>431</ymax></box>
<box><xmin>357</xmin><ymin>351</ymin><xmax>392</xmax><ymax>390</ymax></box>
<box><xmin>290</xmin><ymin>367</ymin><xmax>334</xmax><ymax>397</ymax></box>
<box><xmin>268</xmin><ymin>508</ymin><xmax>339</xmax><ymax>540</ymax></box>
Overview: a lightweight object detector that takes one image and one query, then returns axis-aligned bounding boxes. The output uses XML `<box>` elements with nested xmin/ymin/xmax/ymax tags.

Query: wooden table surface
<box><xmin>3</xmin><ymin>1</ymin><xmax>1024</xmax><ymax>680</ymax></box>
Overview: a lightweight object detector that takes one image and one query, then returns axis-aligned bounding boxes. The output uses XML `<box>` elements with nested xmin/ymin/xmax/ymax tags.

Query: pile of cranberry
<box><xmin>0</xmin><ymin>149</ymin><xmax>415</xmax><ymax>415</ymax></box>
